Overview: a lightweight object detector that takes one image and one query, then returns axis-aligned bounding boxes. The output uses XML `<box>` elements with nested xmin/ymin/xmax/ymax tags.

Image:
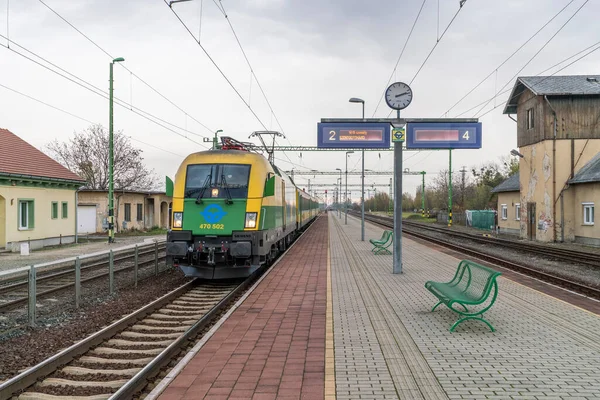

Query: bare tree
<box><xmin>46</xmin><ymin>124</ymin><xmax>159</xmax><ymax>190</ymax></box>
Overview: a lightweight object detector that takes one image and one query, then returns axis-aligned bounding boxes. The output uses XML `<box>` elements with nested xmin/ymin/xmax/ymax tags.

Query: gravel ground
<box><xmin>0</xmin><ymin>267</ymin><xmax>190</xmax><ymax>383</ymax></box>
<box><xmin>0</xmin><ymin>234</ymin><xmax>165</xmax><ymax>272</ymax></box>
<box><xmin>408</xmin><ymin>221</ymin><xmax>600</xmax><ymax>288</ymax></box>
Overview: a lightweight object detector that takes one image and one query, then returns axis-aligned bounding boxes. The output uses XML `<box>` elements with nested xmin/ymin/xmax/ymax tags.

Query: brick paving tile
<box><xmin>158</xmin><ymin>216</ymin><xmax>328</xmax><ymax>400</ymax></box>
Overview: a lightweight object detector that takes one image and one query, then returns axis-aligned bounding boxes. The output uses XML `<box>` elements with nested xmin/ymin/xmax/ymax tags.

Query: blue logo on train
<box><xmin>200</xmin><ymin>204</ymin><xmax>227</xmax><ymax>223</ymax></box>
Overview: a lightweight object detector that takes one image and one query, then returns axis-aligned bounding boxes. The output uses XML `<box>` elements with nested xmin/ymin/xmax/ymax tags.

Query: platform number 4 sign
<box><xmin>392</xmin><ymin>127</ymin><xmax>405</xmax><ymax>142</ymax></box>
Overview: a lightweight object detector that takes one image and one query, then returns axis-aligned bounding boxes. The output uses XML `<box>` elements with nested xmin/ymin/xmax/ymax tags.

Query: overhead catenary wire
<box><xmin>454</xmin><ymin>39</ymin><xmax>600</xmax><ymax>118</ymax></box>
<box><xmin>385</xmin><ymin>0</ymin><xmax>467</xmax><ymax>118</ymax></box>
<box><xmin>473</xmin><ymin>0</ymin><xmax>589</xmax><ymax>118</ymax></box>
<box><xmin>0</xmin><ymin>34</ymin><xmax>208</xmax><ymax>147</ymax></box>
<box><xmin>476</xmin><ymin>41</ymin><xmax>600</xmax><ymax>119</ymax></box>
<box><xmin>165</xmin><ymin>0</ymin><xmax>298</xmax><ymax>168</ymax></box>
<box><xmin>371</xmin><ymin>0</ymin><xmax>427</xmax><ymax>118</ymax></box>
<box><xmin>0</xmin><ymin>81</ymin><xmax>190</xmax><ymax>158</ymax></box>
<box><xmin>441</xmin><ymin>0</ymin><xmax>577</xmax><ymax>117</ymax></box>
<box><xmin>37</xmin><ymin>0</ymin><xmax>214</xmax><ymax>135</ymax></box>
<box><xmin>164</xmin><ymin>0</ymin><xmax>270</xmax><ymax>132</ymax></box>
<box><xmin>0</xmin><ymin>82</ymin><xmax>95</xmax><ymax>124</ymax></box>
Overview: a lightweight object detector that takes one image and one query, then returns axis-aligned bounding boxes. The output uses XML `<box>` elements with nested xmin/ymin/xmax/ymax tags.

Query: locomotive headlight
<box><xmin>173</xmin><ymin>212</ymin><xmax>183</xmax><ymax>228</ymax></box>
<box><xmin>245</xmin><ymin>212</ymin><xmax>257</xmax><ymax>228</ymax></box>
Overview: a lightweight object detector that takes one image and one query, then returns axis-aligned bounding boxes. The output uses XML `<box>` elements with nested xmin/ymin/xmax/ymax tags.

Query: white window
<box><xmin>18</xmin><ymin>200</ymin><xmax>35</xmax><ymax>230</ymax></box>
<box><xmin>527</xmin><ymin>108</ymin><xmax>535</xmax><ymax>129</ymax></box>
<box><xmin>501</xmin><ymin>204</ymin><xmax>508</xmax><ymax>220</ymax></box>
<box><xmin>515</xmin><ymin>203</ymin><xmax>521</xmax><ymax>220</ymax></box>
<box><xmin>583</xmin><ymin>202</ymin><xmax>594</xmax><ymax>225</ymax></box>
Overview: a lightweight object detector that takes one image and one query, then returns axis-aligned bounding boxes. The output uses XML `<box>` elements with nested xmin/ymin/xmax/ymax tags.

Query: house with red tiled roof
<box><xmin>0</xmin><ymin>128</ymin><xmax>86</xmax><ymax>251</ymax></box>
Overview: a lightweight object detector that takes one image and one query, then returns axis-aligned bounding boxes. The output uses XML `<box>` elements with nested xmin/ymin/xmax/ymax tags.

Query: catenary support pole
<box><xmin>109</xmin><ymin>250</ymin><xmax>114</xmax><ymax>295</ymax></box>
<box><xmin>28</xmin><ymin>265</ymin><xmax>36</xmax><ymax>327</ymax></box>
<box><xmin>108</xmin><ymin>61</ymin><xmax>115</xmax><ymax>243</ymax></box>
<box><xmin>448</xmin><ymin>149</ymin><xmax>453</xmax><ymax>227</ymax></box>
<box><xmin>361</xmin><ymin>101</ymin><xmax>365</xmax><ymax>241</ymax></box>
<box><xmin>75</xmin><ymin>257</ymin><xmax>81</xmax><ymax>308</ymax></box>
<box><xmin>421</xmin><ymin>172</ymin><xmax>426</xmax><ymax>217</ymax></box>
<box><xmin>134</xmin><ymin>245</ymin><xmax>138</xmax><ymax>288</ymax></box>
<box><xmin>393</xmin><ymin>109</ymin><xmax>403</xmax><ymax>274</ymax></box>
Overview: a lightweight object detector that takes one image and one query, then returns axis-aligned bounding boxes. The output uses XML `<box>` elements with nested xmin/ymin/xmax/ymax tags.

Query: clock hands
<box><xmin>395</xmin><ymin>91</ymin><xmax>410</xmax><ymax>98</ymax></box>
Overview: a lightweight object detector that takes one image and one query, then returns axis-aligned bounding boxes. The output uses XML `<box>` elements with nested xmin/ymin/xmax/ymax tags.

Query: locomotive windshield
<box><xmin>184</xmin><ymin>164</ymin><xmax>251</xmax><ymax>199</ymax></box>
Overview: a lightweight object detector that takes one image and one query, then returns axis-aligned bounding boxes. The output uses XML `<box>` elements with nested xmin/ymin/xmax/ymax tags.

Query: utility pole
<box><xmin>108</xmin><ymin>57</ymin><xmax>125</xmax><ymax>244</ymax></box>
<box><xmin>460</xmin><ymin>166</ymin><xmax>467</xmax><ymax>210</ymax></box>
<box><xmin>388</xmin><ymin>177</ymin><xmax>393</xmax><ymax>214</ymax></box>
<box><xmin>421</xmin><ymin>172</ymin><xmax>426</xmax><ymax>217</ymax></box>
<box><xmin>448</xmin><ymin>149</ymin><xmax>453</xmax><ymax>227</ymax></box>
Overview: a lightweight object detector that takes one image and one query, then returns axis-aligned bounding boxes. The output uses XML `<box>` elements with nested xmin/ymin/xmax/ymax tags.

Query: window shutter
<box><xmin>28</xmin><ymin>201</ymin><xmax>35</xmax><ymax>229</ymax></box>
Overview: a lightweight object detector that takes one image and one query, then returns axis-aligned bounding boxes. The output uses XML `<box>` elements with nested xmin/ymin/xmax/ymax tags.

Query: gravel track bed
<box><xmin>31</xmin><ymin>385</ymin><xmax>115</xmax><ymax>397</ymax></box>
<box><xmin>71</xmin><ymin>361</ymin><xmax>143</xmax><ymax>369</ymax></box>
<box><xmin>53</xmin><ymin>371</ymin><xmax>131</xmax><ymax>382</ymax></box>
<box><xmin>0</xmin><ymin>253</ymin><xmax>167</xmax><ymax>339</ymax></box>
<box><xmin>0</xmin><ymin>268</ymin><xmax>189</xmax><ymax>382</ymax></box>
<box><xmin>416</xmin><ymin>228</ymin><xmax>600</xmax><ymax>288</ymax></box>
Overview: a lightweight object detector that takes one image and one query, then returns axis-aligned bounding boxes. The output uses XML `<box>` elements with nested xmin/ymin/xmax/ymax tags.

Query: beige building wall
<box><xmin>497</xmin><ymin>192</ymin><xmax>521</xmax><ymax>235</ymax></box>
<box><xmin>78</xmin><ymin>191</ymin><xmax>171</xmax><ymax>233</ymax></box>
<box><xmin>518</xmin><ymin>139</ymin><xmax>600</xmax><ymax>242</ymax></box>
<box><xmin>570</xmin><ymin>183</ymin><xmax>600</xmax><ymax>245</ymax></box>
<box><xmin>0</xmin><ymin>186</ymin><xmax>77</xmax><ymax>250</ymax></box>
<box><xmin>0</xmin><ymin>195</ymin><xmax>5</xmax><ymax>247</ymax></box>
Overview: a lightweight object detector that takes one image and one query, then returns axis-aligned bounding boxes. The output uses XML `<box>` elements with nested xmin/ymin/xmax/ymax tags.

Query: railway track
<box><xmin>0</xmin><ymin>243</ymin><xmax>165</xmax><ymax>313</ymax></box>
<box><xmin>0</xmin><ymin>278</ymin><xmax>246</xmax><ymax>400</ymax></box>
<box><xmin>352</xmin><ymin>211</ymin><xmax>600</xmax><ymax>300</ymax></box>
<box><xmin>0</xmin><ymin>217</ymin><xmax>319</xmax><ymax>399</ymax></box>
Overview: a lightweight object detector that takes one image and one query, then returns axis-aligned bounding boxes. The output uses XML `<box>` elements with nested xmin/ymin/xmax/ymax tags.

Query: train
<box><xmin>165</xmin><ymin>137</ymin><xmax>321</xmax><ymax>279</ymax></box>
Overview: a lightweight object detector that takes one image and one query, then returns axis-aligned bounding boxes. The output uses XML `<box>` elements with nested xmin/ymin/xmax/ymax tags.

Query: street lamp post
<box><xmin>335</xmin><ymin>168</ymin><xmax>342</xmax><ymax>218</ymax></box>
<box><xmin>108</xmin><ymin>57</ymin><xmax>125</xmax><ymax>244</ymax></box>
<box><xmin>349</xmin><ymin>97</ymin><xmax>365</xmax><ymax>240</ymax></box>
<box><xmin>345</xmin><ymin>151</ymin><xmax>354</xmax><ymax>224</ymax></box>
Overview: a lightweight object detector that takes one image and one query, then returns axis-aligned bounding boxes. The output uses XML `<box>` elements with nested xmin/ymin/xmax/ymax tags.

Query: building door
<box><xmin>0</xmin><ymin>195</ymin><xmax>6</xmax><ymax>248</ymax></box>
<box><xmin>527</xmin><ymin>202</ymin><xmax>536</xmax><ymax>240</ymax></box>
<box><xmin>77</xmin><ymin>205</ymin><xmax>97</xmax><ymax>234</ymax></box>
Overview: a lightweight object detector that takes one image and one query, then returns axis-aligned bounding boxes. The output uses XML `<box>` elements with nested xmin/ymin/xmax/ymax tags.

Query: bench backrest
<box><xmin>448</xmin><ymin>260</ymin><xmax>501</xmax><ymax>302</ymax></box>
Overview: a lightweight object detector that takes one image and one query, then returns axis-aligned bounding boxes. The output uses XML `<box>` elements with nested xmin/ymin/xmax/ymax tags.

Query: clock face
<box><xmin>385</xmin><ymin>82</ymin><xmax>413</xmax><ymax>110</ymax></box>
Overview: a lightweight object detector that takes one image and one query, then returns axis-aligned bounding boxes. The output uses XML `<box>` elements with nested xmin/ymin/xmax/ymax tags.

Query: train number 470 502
<box><xmin>200</xmin><ymin>223</ymin><xmax>225</xmax><ymax>230</ymax></box>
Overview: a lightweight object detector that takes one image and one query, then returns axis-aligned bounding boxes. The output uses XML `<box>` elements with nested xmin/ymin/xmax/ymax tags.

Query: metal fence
<box><xmin>6</xmin><ymin>239</ymin><xmax>167</xmax><ymax>327</ymax></box>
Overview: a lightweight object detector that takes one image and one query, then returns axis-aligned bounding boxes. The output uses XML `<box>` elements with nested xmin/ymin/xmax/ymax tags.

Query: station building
<box><xmin>496</xmin><ymin>75</ymin><xmax>600</xmax><ymax>245</ymax></box>
<box><xmin>0</xmin><ymin>128</ymin><xmax>85</xmax><ymax>252</ymax></box>
<box><xmin>77</xmin><ymin>190</ymin><xmax>171</xmax><ymax>234</ymax></box>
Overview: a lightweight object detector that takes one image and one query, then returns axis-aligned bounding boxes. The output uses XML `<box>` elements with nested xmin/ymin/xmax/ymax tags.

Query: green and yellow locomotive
<box><xmin>166</xmin><ymin>138</ymin><xmax>320</xmax><ymax>279</ymax></box>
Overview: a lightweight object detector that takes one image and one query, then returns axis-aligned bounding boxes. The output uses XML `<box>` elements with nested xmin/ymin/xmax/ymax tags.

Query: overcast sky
<box><xmin>1</xmin><ymin>0</ymin><xmax>599</xmax><ymax>203</ymax></box>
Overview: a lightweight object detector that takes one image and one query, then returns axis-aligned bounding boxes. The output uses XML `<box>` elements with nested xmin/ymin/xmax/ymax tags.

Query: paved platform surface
<box><xmin>156</xmin><ymin>216</ymin><xmax>328</xmax><ymax>400</ymax></box>
<box><xmin>153</xmin><ymin>213</ymin><xmax>600</xmax><ymax>399</ymax></box>
<box><xmin>330</xmin><ymin>213</ymin><xmax>600</xmax><ymax>400</ymax></box>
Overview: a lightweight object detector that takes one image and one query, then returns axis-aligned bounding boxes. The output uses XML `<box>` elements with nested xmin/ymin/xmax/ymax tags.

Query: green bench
<box><xmin>425</xmin><ymin>260</ymin><xmax>501</xmax><ymax>332</ymax></box>
<box><xmin>369</xmin><ymin>230</ymin><xmax>393</xmax><ymax>255</ymax></box>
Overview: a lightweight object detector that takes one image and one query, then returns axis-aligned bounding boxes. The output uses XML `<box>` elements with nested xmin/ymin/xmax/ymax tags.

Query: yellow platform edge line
<box><xmin>325</xmin><ymin>224</ymin><xmax>336</xmax><ymax>400</ymax></box>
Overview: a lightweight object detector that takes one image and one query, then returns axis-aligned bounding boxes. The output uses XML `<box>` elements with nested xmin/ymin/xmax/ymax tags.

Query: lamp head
<box><xmin>349</xmin><ymin>97</ymin><xmax>364</xmax><ymax>104</ymax></box>
<box><xmin>216</xmin><ymin>129</ymin><xmax>223</xmax><ymax>133</ymax></box>
<box><xmin>112</xmin><ymin>57</ymin><xmax>125</xmax><ymax>63</ymax></box>
<box><xmin>336</xmin><ymin>168</ymin><xmax>342</xmax><ymax>171</ymax></box>
<box><xmin>346</xmin><ymin>151</ymin><xmax>354</xmax><ymax>155</ymax></box>
<box><xmin>510</xmin><ymin>149</ymin><xmax>524</xmax><ymax>158</ymax></box>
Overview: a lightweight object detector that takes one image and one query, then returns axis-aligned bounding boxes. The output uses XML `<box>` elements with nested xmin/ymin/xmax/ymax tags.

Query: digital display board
<box><xmin>405</xmin><ymin>122</ymin><xmax>482</xmax><ymax>149</ymax></box>
<box><xmin>317</xmin><ymin>123</ymin><xmax>391</xmax><ymax>148</ymax></box>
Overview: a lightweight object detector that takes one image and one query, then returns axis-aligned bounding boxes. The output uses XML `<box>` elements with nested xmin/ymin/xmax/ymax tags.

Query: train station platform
<box><xmin>151</xmin><ymin>212</ymin><xmax>600</xmax><ymax>400</ymax></box>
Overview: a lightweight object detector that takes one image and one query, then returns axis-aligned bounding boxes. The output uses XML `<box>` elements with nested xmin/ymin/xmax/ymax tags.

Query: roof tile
<box><xmin>0</xmin><ymin>128</ymin><xmax>85</xmax><ymax>182</ymax></box>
